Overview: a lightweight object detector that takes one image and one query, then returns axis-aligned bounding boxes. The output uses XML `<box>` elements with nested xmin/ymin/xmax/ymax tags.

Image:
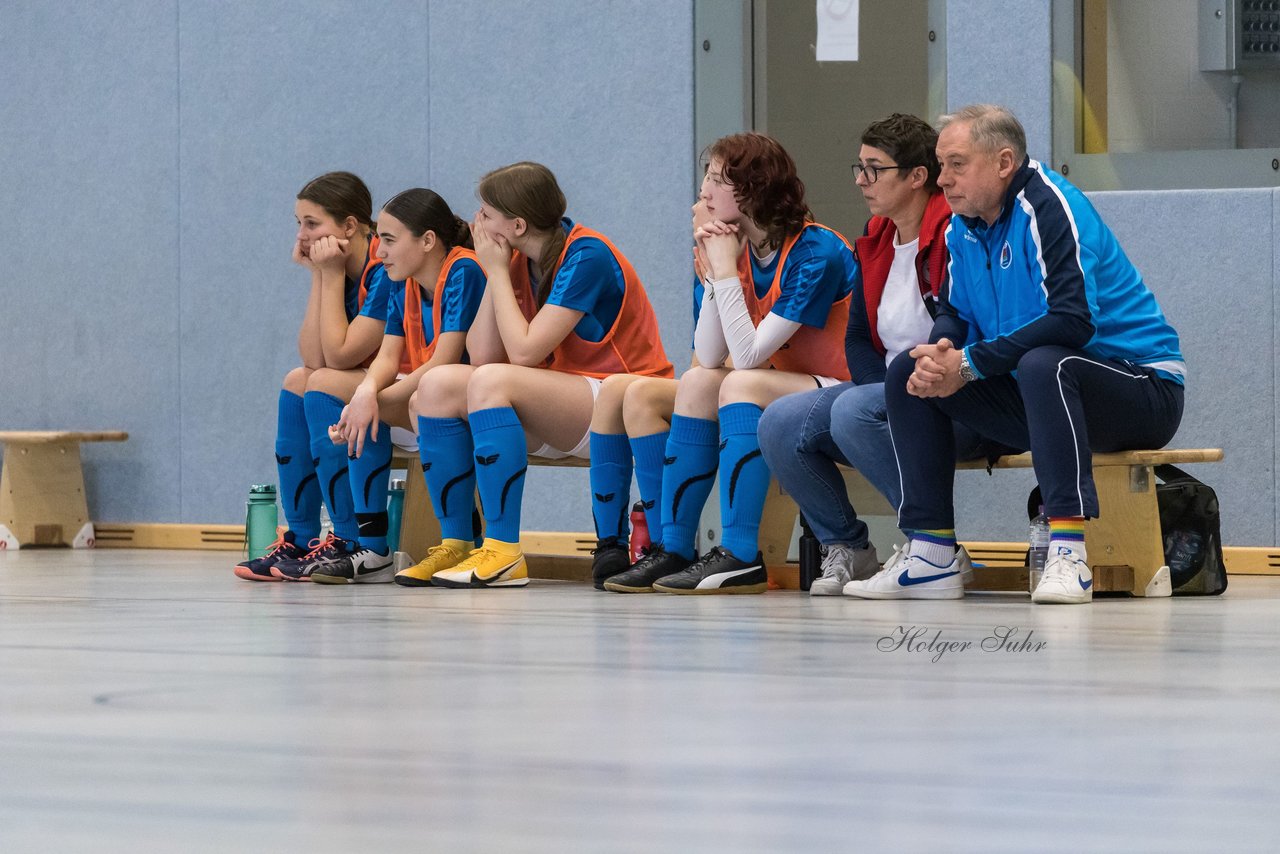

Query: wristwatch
<box><xmin>958</xmin><ymin>349</ymin><xmax>977</xmax><ymax>383</ymax></box>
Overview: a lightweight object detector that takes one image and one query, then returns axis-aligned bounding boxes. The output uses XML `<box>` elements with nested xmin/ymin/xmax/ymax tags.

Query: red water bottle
<box><xmin>629</xmin><ymin>501</ymin><xmax>650</xmax><ymax>562</ymax></box>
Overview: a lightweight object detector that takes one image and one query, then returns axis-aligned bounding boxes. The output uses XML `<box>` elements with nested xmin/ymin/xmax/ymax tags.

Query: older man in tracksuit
<box><xmin>844</xmin><ymin>104</ymin><xmax>1185</xmax><ymax>605</ymax></box>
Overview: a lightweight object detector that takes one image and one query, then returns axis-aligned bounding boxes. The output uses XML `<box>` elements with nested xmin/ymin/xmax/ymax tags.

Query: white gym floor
<box><xmin>2</xmin><ymin>548</ymin><xmax>1278</xmax><ymax>852</ymax></box>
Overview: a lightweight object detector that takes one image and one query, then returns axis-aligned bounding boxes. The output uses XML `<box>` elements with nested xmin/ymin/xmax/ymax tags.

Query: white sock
<box><xmin>1050</xmin><ymin>539</ymin><xmax>1087</xmax><ymax>564</ymax></box>
<box><xmin>907</xmin><ymin>537</ymin><xmax>956</xmax><ymax>567</ymax></box>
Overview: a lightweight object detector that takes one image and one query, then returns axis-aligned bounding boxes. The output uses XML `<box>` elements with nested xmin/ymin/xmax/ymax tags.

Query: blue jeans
<box><xmin>759</xmin><ymin>381</ymin><xmax>1004</xmax><ymax>546</ymax></box>
<box><xmin>758</xmin><ymin>383</ymin><xmax>898</xmax><ymax>548</ymax></box>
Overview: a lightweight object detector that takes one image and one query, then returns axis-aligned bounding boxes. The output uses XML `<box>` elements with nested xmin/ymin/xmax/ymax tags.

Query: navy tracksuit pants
<box><xmin>885</xmin><ymin>345</ymin><xmax>1185</xmax><ymax>529</ymax></box>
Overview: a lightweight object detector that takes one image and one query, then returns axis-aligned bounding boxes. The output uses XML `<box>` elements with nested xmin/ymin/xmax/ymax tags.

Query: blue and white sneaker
<box><xmin>1031</xmin><ymin>547</ymin><xmax>1093</xmax><ymax>604</ymax></box>
<box><xmin>842</xmin><ymin>545</ymin><xmax>971</xmax><ymax>600</ymax></box>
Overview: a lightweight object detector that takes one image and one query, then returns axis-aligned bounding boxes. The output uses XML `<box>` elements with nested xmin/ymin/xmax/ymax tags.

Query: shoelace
<box><xmin>1041</xmin><ymin>555</ymin><xmax>1083</xmax><ymax>586</ymax></box>
<box><xmin>630</xmin><ymin>544</ymin><xmax>665</xmax><ymax>570</ymax></box>
<box><xmin>301</xmin><ymin>533</ymin><xmax>337</xmax><ymax>561</ymax></box>
<box><xmin>865</xmin><ymin>544</ymin><xmax>904</xmax><ymax>580</ymax></box>
<box><xmin>260</xmin><ymin>534</ymin><xmax>291</xmax><ymax>559</ymax></box>
<box><xmin>590</xmin><ymin>539</ymin><xmax>621</xmax><ymax>556</ymax></box>
<box><xmin>819</xmin><ymin>544</ymin><xmax>856</xmax><ymax>579</ymax></box>
<box><xmin>422</xmin><ymin>543</ymin><xmax>465</xmax><ymax>563</ymax></box>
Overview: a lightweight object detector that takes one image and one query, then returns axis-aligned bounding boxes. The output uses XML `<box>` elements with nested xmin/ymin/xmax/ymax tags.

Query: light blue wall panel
<box><xmin>0</xmin><ymin>1</ymin><xmax>182</xmax><ymax>522</ymax></box>
<box><xmin>1091</xmin><ymin>189</ymin><xmax>1274</xmax><ymax>547</ymax></box>
<box><xmin>426</xmin><ymin>0</ymin><xmax>695</xmax><ymax>534</ymax></box>
<box><xmin>176</xmin><ymin>0</ymin><xmax>431</xmax><ymax>523</ymax></box>
<box><xmin>945</xmin><ymin>0</ymin><xmax>1052</xmax><ymax>162</ymax></box>
<box><xmin>960</xmin><ymin>188</ymin><xmax>1277</xmax><ymax>546</ymax></box>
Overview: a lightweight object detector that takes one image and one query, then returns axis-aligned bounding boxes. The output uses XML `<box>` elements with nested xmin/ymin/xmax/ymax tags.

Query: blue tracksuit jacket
<box><xmin>932</xmin><ymin>159</ymin><xmax>1185</xmax><ymax>384</ymax></box>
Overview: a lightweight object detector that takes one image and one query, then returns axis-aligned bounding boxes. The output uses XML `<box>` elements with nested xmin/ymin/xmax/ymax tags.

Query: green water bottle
<box><xmin>386</xmin><ymin>479</ymin><xmax>406</xmax><ymax>553</ymax></box>
<box><xmin>246</xmin><ymin>484</ymin><xmax>279</xmax><ymax>559</ymax></box>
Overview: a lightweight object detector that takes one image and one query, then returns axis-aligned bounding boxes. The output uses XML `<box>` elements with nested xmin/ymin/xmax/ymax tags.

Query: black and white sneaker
<box><xmin>591</xmin><ymin>537</ymin><xmax>631</xmax><ymax>590</ymax></box>
<box><xmin>310</xmin><ymin>547</ymin><xmax>396</xmax><ymax>584</ymax></box>
<box><xmin>652</xmin><ymin>546</ymin><xmax>768</xmax><ymax>595</ymax></box>
<box><xmin>602</xmin><ymin>544</ymin><xmax>690</xmax><ymax>593</ymax></box>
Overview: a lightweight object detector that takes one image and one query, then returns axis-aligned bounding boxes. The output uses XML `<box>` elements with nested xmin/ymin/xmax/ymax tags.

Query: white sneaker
<box><xmin>1031</xmin><ymin>547</ymin><xmax>1093</xmax><ymax>604</ymax></box>
<box><xmin>843</xmin><ymin>545</ymin><xmax>971</xmax><ymax>600</ymax></box>
<box><xmin>809</xmin><ymin>543</ymin><xmax>880</xmax><ymax>596</ymax></box>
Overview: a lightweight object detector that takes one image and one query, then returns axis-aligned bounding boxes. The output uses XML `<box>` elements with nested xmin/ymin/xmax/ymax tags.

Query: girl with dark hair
<box><xmin>409</xmin><ymin>161</ymin><xmax>673</xmax><ymax>589</ymax></box>
<box><xmin>601</xmin><ymin>133</ymin><xmax>856</xmax><ymax>595</ymax></box>
<box><xmin>300</xmin><ymin>189</ymin><xmax>485</xmax><ymax>584</ymax></box>
<box><xmin>235</xmin><ymin>171</ymin><xmax>394</xmax><ymax>582</ymax></box>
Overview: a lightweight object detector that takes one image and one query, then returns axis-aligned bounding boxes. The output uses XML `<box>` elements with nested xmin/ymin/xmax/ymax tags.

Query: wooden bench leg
<box><xmin>397</xmin><ymin>470</ymin><xmax>442</xmax><ymax>564</ymax></box>
<box><xmin>0</xmin><ymin>441</ymin><xmax>95</xmax><ymax>549</ymax></box>
<box><xmin>1086</xmin><ymin>463</ymin><xmax>1171</xmax><ymax>597</ymax></box>
<box><xmin>759</xmin><ymin>479</ymin><xmax>800</xmax><ymax>589</ymax></box>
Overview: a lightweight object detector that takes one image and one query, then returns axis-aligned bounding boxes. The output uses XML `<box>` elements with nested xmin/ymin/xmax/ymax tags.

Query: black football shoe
<box><xmin>652</xmin><ymin>546</ymin><xmax>768</xmax><ymax>595</ymax></box>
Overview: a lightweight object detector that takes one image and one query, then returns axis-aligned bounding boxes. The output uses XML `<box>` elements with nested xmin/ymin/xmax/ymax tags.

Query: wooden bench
<box><xmin>390</xmin><ymin>445</ymin><xmax>1224</xmax><ymax>597</ymax></box>
<box><xmin>390</xmin><ymin>448</ymin><xmax>589</xmax><ymax>567</ymax></box>
<box><xmin>749</xmin><ymin>448</ymin><xmax>1224</xmax><ymax>598</ymax></box>
<box><xmin>0</xmin><ymin>431</ymin><xmax>129</xmax><ymax>549</ymax></box>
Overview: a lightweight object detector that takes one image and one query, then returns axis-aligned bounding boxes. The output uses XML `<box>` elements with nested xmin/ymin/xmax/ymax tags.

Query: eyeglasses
<box><xmin>851</xmin><ymin>163</ymin><xmax>911</xmax><ymax>184</ymax></box>
<box><xmin>703</xmin><ymin>169</ymin><xmax>732</xmax><ymax>189</ymax></box>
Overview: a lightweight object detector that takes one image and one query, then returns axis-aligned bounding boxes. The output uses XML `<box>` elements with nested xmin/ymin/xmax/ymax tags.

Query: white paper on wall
<box><xmin>816</xmin><ymin>0</ymin><xmax>860</xmax><ymax>62</ymax></box>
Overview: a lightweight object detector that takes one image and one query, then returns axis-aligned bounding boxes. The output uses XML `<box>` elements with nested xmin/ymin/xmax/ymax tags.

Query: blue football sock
<box><xmin>717</xmin><ymin>403</ymin><xmax>769</xmax><ymax>562</ymax></box>
<box><xmin>276</xmin><ymin>389</ymin><xmax>321</xmax><ymax>542</ymax></box>
<box><xmin>589</xmin><ymin>432</ymin><xmax>633</xmax><ymax>541</ymax></box>
<box><xmin>659</xmin><ymin>414</ymin><xmax>720</xmax><ymax>559</ymax></box>
<box><xmin>417</xmin><ymin>415</ymin><xmax>477</xmax><ymax>543</ymax></box>
<box><xmin>629</xmin><ymin>430</ymin><xmax>668</xmax><ymax>539</ymax></box>
<box><xmin>470</xmin><ymin>407</ymin><xmax>527</xmax><ymax>545</ymax></box>
<box><xmin>303</xmin><ymin>391</ymin><xmax>358</xmax><ymax>542</ymax></box>
<box><xmin>348</xmin><ymin>422</ymin><xmax>393</xmax><ymax>554</ymax></box>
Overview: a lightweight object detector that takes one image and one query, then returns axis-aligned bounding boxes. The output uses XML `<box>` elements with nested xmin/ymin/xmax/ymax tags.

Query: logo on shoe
<box><xmin>898</xmin><ymin>567</ymin><xmax>960</xmax><ymax>586</ymax></box>
<box><xmin>1080</xmin><ymin>576</ymin><xmax>1093</xmax><ymax>590</ymax></box>
<box><xmin>475</xmin><ymin>453</ymin><xmax>501</xmax><ymax>466</ymax></box>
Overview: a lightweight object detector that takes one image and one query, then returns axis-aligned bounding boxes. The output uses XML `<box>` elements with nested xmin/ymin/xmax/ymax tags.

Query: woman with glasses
<box><xmin>757</xmin><ymin>113</ymin><xmax>1006</xmax><ymax>596</ymax></box>
<box><xmin>407</xmin><ymin>161</ymin><xmax>673</xmax><ymax>589</ymax></box>
<box><xmin>602</xmin><ymin>132</ymin><xmax>856</xmax><ymax>595</ymax></box>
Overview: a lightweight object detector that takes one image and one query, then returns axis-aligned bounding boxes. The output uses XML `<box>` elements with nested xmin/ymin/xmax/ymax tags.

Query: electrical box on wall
<box><xmin>1201</xmin><ymin>0</ymin><xmax>1280</xmax><ymax>71</ymax></box>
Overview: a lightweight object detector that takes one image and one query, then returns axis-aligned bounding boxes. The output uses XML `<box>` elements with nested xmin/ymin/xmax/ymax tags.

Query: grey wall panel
<box><xmin>426</xmin><ymin>1</ymin><xmax>695</xmax><ymax>534</ymax></box>
<box><xmin>959</xmin><ymin>187</ymin><xmax>1276</xmax><ymax>546</ymax></box>
<box><xmin>945</xmin><ymin>0</ymin><xmax>1052</xmax><ymax>162</ymax></box>
<box><xmin>1092</xmin><ymin>189</ymin><xmax>1273</xmax><ymax>547</ymax></box>
<box><xmin>176</xmin><ymin>0</ymin><xmax>430</xmax><ymax>523</ymax></box>
<box><xmin>0</xmin><ymin>1</ymin><xmax>182</xmax><ymax>522</ymax></box>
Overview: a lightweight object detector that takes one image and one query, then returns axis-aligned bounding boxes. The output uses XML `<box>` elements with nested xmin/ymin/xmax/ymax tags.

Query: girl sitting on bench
<box><xmin>410</xmin><ymin>162</ymin><xmax>673</xmax><ymax>588</ymax></box>
<box><xmin>235</xmin><ymin>172</ymin><xmax>393</xmax><ymax>582</ymax></box>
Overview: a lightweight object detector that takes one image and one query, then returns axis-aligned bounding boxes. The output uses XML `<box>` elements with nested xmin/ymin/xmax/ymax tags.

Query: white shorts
<box><xmin>814</xmin><ymin>374</ymin><xmax>842</xmax><ymax>389</ymax></box>
<box><xmin>391</xmin><ymin>426</ymin><xmax>418</xmax><ymax>454</ymax></box>
<box><xmin>390</xmin><ymin>373</ymin><xmax>420</xmax><ymax>452</ymax></box>
<box><xmin>530</xmin><ymin>376</ymin><xmax>602</xmax><ymax>460</ymax></box>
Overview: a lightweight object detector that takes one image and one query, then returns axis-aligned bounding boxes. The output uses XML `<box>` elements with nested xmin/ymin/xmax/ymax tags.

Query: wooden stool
<box><xmin>0</xmin><ymin>431</ymin><xmax>129</xmax><ymax>549</ymax></box>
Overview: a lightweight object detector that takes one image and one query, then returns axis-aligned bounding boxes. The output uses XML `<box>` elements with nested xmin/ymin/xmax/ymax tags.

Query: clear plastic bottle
<box><xmin>1028</xmin><ymin>505</ymin><xmax>1050</xmax><ymax>592</ymax></box>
